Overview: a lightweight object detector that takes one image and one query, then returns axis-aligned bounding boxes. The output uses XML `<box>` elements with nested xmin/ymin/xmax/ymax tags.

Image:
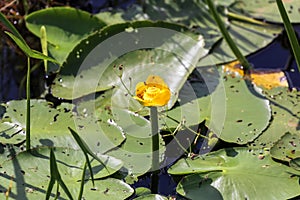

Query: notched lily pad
<box><xmin>169</xmin><ymin>147</ymin><xmax>300</xmax><ymax>200</ymax></box>
<box><xmin>252</xmin><ymin>87</ymin><xmax>300</xmax><ymax>148</ymax></box>
<box><xmin>51</xmin><ymin>20</ymin><xmax>207</xmax><ymax>100</ymax></box>
<box><xmin>165</xmin><ymin>67</ymin><xmax>271</xmax><ymax>145</ymax></box>
<box><xmin>270</xmin><ymin>132</ymin><xmax>300</xmax><ymax>162</ymax></box>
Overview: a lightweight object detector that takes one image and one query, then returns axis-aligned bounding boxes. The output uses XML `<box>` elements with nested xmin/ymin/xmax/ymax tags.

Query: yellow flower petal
<box><xmin>133</xmin><ymin>75</ymin><xmax>171</xmax><ymax>107</ymax></box>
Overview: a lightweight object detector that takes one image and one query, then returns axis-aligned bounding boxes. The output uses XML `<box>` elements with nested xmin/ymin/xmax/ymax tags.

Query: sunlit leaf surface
<box><xmin>169</xmin><ymin>147</ymin><xmax>300</xmax><ymax>200</ymax></box>
<box><xmin>0</xmin><ymin>147</ymin><xmax>132</xmax><ymax>200</ymax></box>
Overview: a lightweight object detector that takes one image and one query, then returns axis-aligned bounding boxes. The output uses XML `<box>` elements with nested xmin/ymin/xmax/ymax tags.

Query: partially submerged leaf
<box><xmin>169</xmin><ymin>147</ymin><xmax>300</xmax><ymax>200</ymax></box>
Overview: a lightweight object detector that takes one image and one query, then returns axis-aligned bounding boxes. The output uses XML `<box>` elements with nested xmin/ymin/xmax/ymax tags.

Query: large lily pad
<box><xmin>0</xmin><ymin>147</ymin><xmax>133</xmax><ymax>199</ymax></box>
<box><xmin>0</xmin><ymin>99</ymin><xmax>125</xmax><ymax>153</ymax></box>
<box><xmin>165</xmin><ymin>67</ymin><xmax>271</xmax><ymax>144</ymax></box>
<box><xmin>51</xmin><ymin>20</ymin><xmax>207</xmax><ymax>100</ymax></box>
<box><xmin>168</xmin><ymin>147</ymin><xmax>300</xmax><ymax>200</ymax></box>
<box><xmin>251</xmin><ymin>87</ymin><xmax>300</xmax><ymax>148</ymax></box>
<box><xmin>76</xmin><ymin>90</ymin><xmax>166</xmax><ymax>182</ymax></box>
<box><xmin>230</xmin><ymin>0</ymin><xmax>300</xmax><ymax>23</ymax></box>
<box><xmin>25</xmin><ymin>7</ymin><xmax>106</xmax><ymax>64</ymax></box>
<box><xmin>97</xmin><ymin>0</ymin><xmax>281</xmax><ymax>66</ymax></box>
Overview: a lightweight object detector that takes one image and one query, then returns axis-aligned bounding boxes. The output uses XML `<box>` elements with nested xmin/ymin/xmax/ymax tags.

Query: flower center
<box><xmin>143</xmin><ymin>86</ymin><xmax>160</xmax><ymax>101</ymax></box>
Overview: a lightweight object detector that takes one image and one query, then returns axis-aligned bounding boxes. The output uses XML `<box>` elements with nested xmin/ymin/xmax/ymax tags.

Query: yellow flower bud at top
<box><xmin>133</xmin><ymin>75</ymin><xmax>171</xmax><ymax>107</ymax></box>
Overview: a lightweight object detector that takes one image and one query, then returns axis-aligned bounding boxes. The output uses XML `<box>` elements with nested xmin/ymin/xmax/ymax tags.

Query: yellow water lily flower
<box><xmin>133</xmin><ymin>75</ymin><xmax>171</xmax><ymax>107</ymax></box>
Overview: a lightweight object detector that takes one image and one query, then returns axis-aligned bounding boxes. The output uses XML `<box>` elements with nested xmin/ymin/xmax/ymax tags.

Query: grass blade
<box><xmin>206</xmin><ymin>0</ymin><xmax>251</xmax><ymax>74</ymax></box>
<box><xmin>5</xmin><ymin>31</ymin><xmax>59</xmax><ymax>63</ymax></box>
<box><xmin>68</xmin><ymin>127</ymin><xmax>109</xmax><ymax>172</ymax></box>
<box><xmin>276</xmin><ymin>0</ymin><xmax>300</xmax><ymax>72</ymax></box>
<box><xmin>48</xmin><ymin>148</ymin><xmax>74</xmax><ymax>200</ymax></box>
<box><xmin>0</xmin><ymin>11</ymin><xmax>27</xmax><ymax>44</ymax></box>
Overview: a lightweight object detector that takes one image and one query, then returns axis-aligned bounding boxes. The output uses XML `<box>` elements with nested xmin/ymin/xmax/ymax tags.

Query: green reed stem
<box><xmin>150</xmin><ymin>107</ymin><xmax>159</xmax><ymax>193</ymax></box>
<box><xmin>206</xmin><ymin>0</ymin><xmax>251</xmax><ymax>74</ymax></box>
<box><xmin>78</xmin><ymin>161</ymin><xmax>88</xmax><ymax>200</ymax></box>
<box><xmin>276</xmin><ymin>0</ymin><xmax>300</xmax><ymax>73</ymax></box>
<box><xmin>26</xmin><ymin>57</ymin><xmax>31</xmax><ymax>151</ymax></box>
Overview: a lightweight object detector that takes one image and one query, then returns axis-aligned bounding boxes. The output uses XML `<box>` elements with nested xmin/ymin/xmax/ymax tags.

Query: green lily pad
<box><xmin>51</xmin><ymin>20</ymin><xmax>207</xmax><ymax>100</ymax></box>
<box><xmin>25</xmin><ymin>7</ymin><xmax>106</xmax><ymax>64</ymax></box>
<box><xmin>230</xmin><ymin>0</ymin><xmax>300</xmax><ymax>23</ymax></box>
<box><xmin>0</xmin><ymin>147</ymin><xmax>132</xmax><ymax>199</ymax></box>
<box><xmin>169</xmin><ymin>147</ymin><xmax>300</xmax><ymax>200</ymax></box>
<box><xmin>134</xmin><ymin>194</ymin><xmax>168</xmax><ymax>200</ymax></box>
<box><xmin>290</xmin><ymin>157</ymin><xmax>300</xmax><ymax>171</ymax></box>
<box><xmin>0</xmin><ymin>99</ymin><xmax>125</xmax><ymax>153</ymax></box>
<box><xmin>77</xmin><ymin>89</ymin><xmax>166</xmax><ymax>182</ymax></box>
<box><xmin>165</xmin><ymin>67</ymin><xmax>271</xmax><ymax>144</ymax></box>
<box><xmin>270</xmin><ymin>132</ymin><xmax>300</xmax><ymax>162</ymax></box>
<box><xmin>0</xmin><ymin>122</ymin><xmax>25</xmax><ymax>144</ymax></box>
<box><xmin>251</xmin><ymin>87</ymin><xmax>300</xmax><ymax>148</ymax></box>
<box><xmin>135</xmin><ymin>187</ymin><xmax>151</xmax><ymax>197</ymax></box>
<box><xmin>99</xmin><ymin>0</ymin><xmax>281</xmax><ymax>66</ymax></box>
<box><xmin>199</xmin><ymin>20</ymin><xmax>282</xmax><ymax>66</ymax></box>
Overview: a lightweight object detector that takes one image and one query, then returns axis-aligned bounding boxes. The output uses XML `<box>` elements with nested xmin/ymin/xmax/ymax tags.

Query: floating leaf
<box><xmin>230</xmin><ymin>0</ymin><xmax>300</xmax><ymax>23</ymax></box>
<box><xmin>51</xmin><ymin>20</ymin><xmax>207</xmax><ymax>101</ymax></box>
<box><xmin>0</xmin><ymin>147</ymin><xmax>132</xmax><ymax>200</ymax></box>
<box><xmin>25</xmin><ymin>7</ymin><xmax>106</xmax><ymax>64</ymax></box>
<box><xmin>0</xmin><ymin>122</ymin><xmax>25</xmax><ymax>144</ymax></box>
<box><xmin>270</xmin><ymin>132</ymin><xmax>300</xmax><ymax>162</ymax></box>
<box><xmin>0</xmin><ymin>99</ymin><xmax>125</xmax><ymax>153</ymax></box>
<box><xmin>77</xmin><ymin>91</ymin><xmax>166</xmax><ymax>182</ymax></box>
<box><xmin>290</xmin><ymin>157</ymin><xmax>300</xmax><ymax>171</ymax></box>
<box><xmin>134</xmin><ymin>194</ymin><xmax>168</xmax><ymax>200</ymax></box>
<box><xmin>252</xmin><ymin>87</ymin><xmax>300</xmax><ymax>148</ymax></box>
<box><xmin>199</xmin><ymin>20</ymin><xmax>282</xmax><ymax>66</ymax></box>
<box><xmin>169</xmin><ymin>147</ymin><xmax>300</xmax><ymax>200</ymax></box>
<box><xmin>165</xmin><ymin>67</ymin><xmax>271</xmax><ymax>144</ymax></box>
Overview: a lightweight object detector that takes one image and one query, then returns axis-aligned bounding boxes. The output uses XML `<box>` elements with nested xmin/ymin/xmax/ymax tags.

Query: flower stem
<box><xmin>26</xmin><ymin>57</ymin><xmax>31</xmax><ymax>151</ymax></box>
<box><xmin>150</xmin><ymin>107</ymin><xmax>159</xmax><ymax>193</ymax></box>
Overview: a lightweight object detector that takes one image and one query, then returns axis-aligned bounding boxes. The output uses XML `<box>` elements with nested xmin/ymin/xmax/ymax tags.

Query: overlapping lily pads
<box><xmin>229</xmin><ymin>0</ymin><xmax>300</xmax><ymax>23</ymax></box>
<box><xmin>164</xmin><ymin>67</ymin><xmax>271</xmax><ymax>144</ymax></box>
<box><xmin>0</xmin><ymin>147</ymin><xmax>133</xmax><ymax>199</ymax></box>
<box><xmin>77</xmin><ymin>91</ymin><xmax>166</xmax><ymax>182</ymax></box>
<box><xmin>270</xmin><ymin>132</ymin><xmax>300</xmax><ymax>162</ymax></box>
<box><xmin>252</xmin><ymin>87</ymin><xmax>300</xmax><ymax>148</ymax></box>
<box><xmin>50</xmin><ymin>20</ymin><xmax>207</xmax><ymax>101</ymax></box>
<box><xmin>0</xmin><ymin>99</ymin><xmax>125</xmax><ymax>153</ymax></box>
<box><xmin>25</xmin><ymin>7</ymin><xmax>106</xmax><ymax>64</ymax></box>
<box><xmin>169</xmin><ymin>147</ymin><xmax>300</xmax><ymax>200</ymax></box>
